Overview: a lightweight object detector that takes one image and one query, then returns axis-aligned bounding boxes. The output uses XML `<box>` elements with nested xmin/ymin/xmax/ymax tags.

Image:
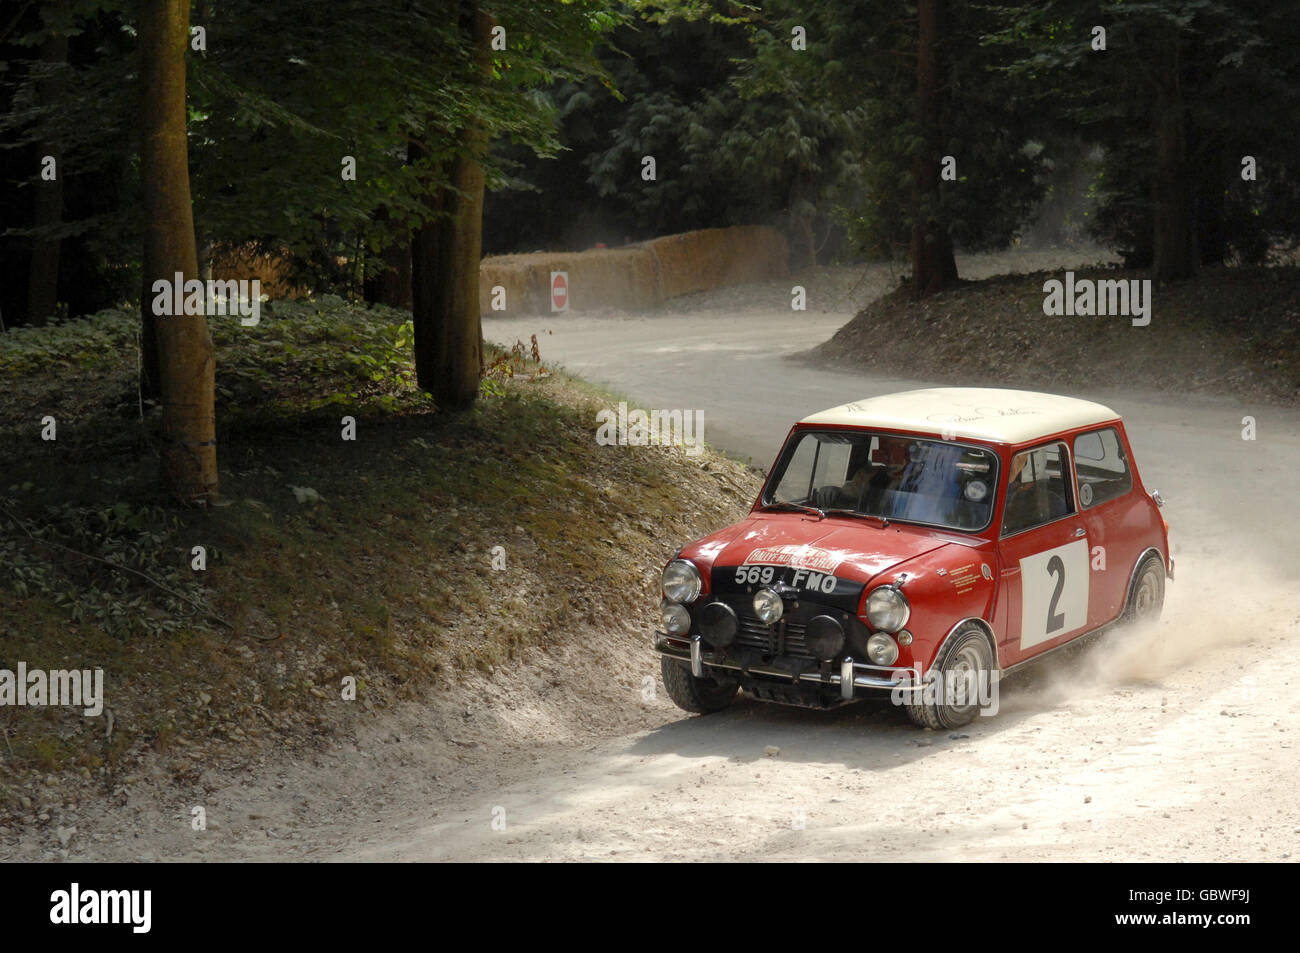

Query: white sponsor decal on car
<box><xmin>1019</xmin><ymin>539</ymin><xmax>1090</xmax><ymax>649</ymax></box>
<box><xmin>742</xmin><ymin>544</ymin><xmax>843</xmax><ymax>574</ymax></box>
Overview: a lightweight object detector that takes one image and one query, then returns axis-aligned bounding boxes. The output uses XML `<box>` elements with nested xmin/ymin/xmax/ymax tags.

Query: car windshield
<box><xmin>762</xmin><ymin>430</ymin><xmax>1000</xmax><ymax>532</ymax></box>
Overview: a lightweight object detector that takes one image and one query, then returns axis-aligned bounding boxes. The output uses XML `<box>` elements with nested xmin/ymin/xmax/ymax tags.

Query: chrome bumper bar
<box><xmin>657</xmin><ymin>634</ymin><xmax>917</xmax><ymax>695</ymax></box>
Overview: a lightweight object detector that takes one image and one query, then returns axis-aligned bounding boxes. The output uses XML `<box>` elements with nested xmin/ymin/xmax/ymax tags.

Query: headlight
<box><xmin>867</xmin><ymin>632</ymin><xmax>899</xmax><ymax>665</ymax></box>
<box><xmin>662</xmin><ymin>559</ymin><xmax>702</xmax><ymax>604</ymax></box>
<box><xmin>660</xmin><ymin>599</ymin><xmax>691</xmax><ymax>635</ymax></box>
<box><xmin>805</xmin><ymin>615</ymin><xmax>845</xmax><ymax>659</ymax></box>
<box><xmin>865</xmin><ymin>585</ymin><xmax>910</xmax><ymax>632</ymax></box>
<box><xmin>752</xmin><ymin>587</ymin><xmax>783</xmax><ymax>624</ymax></box>
<box><xmin>699</xmin><ymin>601</ymin><xmax>738</xmax><ymax>647</ymax></box>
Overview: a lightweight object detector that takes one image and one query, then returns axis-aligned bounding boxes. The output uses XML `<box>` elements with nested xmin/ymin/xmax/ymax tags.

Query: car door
<box><xmin>1072</xmin><ymin>425</ymin><xmax>1142</xmax><ymax>628</ymax></box>
<box><xmin>996</xmin><ymin>440</ymin><xmax>1092</xmax><ymax>664</ymax></box>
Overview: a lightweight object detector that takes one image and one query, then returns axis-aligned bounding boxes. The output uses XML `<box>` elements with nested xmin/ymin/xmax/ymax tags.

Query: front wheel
<box><xmin>660</xmin><ymin>657</ymin><xmax>739</xmax><ymax>714</ymax></box>
<box><xmin>905</xmin><ymin>623</ymin><xmax>996</xmax><ymax>730</ymax></box>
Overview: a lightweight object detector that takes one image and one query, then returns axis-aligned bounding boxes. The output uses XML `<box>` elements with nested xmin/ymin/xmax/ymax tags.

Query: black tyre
<box><xmin>1122</xmin><ymin>553</ymin><xmax>1166</xmax><ymax>625</ymax></box>
<box><xmin>660</xmin><ymin>657</ymin><xmax>739</xmax><ymax>714</ymax></box>
<box><xmin>905</xmin><ymin>622</ymin><xmax>996</xmax><ymax>730</ymax></box>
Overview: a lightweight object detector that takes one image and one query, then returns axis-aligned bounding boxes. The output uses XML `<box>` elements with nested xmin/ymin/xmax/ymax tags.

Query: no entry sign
<box><xmin>551</xmin><ymin>271</ymin><xmax>569</xmax><ymax>312</ymax></box>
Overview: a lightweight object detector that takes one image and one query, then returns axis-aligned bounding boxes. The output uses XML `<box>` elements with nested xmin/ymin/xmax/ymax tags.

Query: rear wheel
<box><xmin>660</xmin><ymin>657</ymin><xmax>739</xmax><ymax>714</ymax></box>
<box><xmin>1123</xmin><ymin>553</ymin><xmax>1166</xmax><ymax>625</ymax></box>
<box><xmin>905</xmin><ymin>623</ymin><xmax>996</xmax><ymax>730</ymax></box>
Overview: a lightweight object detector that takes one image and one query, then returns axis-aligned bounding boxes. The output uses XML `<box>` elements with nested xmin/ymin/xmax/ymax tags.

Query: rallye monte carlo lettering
<box><xmin>654</xmin><ymin>388</ymin><xmax>1173</xmax><ymax>728</ymax></box>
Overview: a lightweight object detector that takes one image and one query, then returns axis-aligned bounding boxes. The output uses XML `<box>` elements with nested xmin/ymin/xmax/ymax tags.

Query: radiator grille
<box><xmin>734</xmin><ymin>613</ymin><xmax>814</xmax><ymax>659</ymax></box>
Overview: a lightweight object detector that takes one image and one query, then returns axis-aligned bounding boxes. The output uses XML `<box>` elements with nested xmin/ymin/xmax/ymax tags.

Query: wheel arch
<box><xmin>928</xmin><ymin>616</ymin><xmax>1000</xmax><ymax>674</ymax></box>
<box><xmin>1124</xmin><ymin>546</ymin><xmax>1164</xmax><ymax>607</ymax></box>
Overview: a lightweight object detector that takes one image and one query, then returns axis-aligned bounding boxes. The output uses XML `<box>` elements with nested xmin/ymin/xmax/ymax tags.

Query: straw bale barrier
<box><xmin>479</xmin><ymin>226</ymin><xmax>788</xmax><ymax>315</ymax></box>
<box><xmin>209</xmin><ymin>244</ymin><xmax>304</xmax><ymax>300</ymax></box>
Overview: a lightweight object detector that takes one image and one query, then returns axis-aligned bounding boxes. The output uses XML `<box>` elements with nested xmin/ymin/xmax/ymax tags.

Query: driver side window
<box><xmin>1001</xmin><ymin>442</ymin><xmax>1076</xmax><ymax>536</ymax></box>
<box><xmin>771</xmin><ymin>434</ymin><xmax>852</xmax><ymax>504</ymax></box>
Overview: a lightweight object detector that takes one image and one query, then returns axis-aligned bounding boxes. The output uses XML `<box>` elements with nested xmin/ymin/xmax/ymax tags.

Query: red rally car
<box><xmin>654</xmin><ymin>388</ymin><xmax>1172</xmax><ymax>728</ymax></box>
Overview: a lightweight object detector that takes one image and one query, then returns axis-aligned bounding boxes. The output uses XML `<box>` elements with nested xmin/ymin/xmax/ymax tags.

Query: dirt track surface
<box><xmin>15</xmin><ymin>251</ymin><xmax>1299</xmax><ymax>862</ymax></box>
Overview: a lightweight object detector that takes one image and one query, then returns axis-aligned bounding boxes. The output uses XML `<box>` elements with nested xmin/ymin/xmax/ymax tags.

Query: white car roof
<box><xmin>798</xmin><ymin>388</ymin><xmax>1121</xmax><ymax>445</ymax></box>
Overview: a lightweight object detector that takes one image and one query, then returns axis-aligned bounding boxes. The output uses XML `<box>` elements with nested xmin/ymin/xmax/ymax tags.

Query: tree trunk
<box><xmin>140</xmin><ymin>0</ymin><xmax>218</xmax><ymax>501</ymax></box>
<box><xmin>1195</xmin><ymin>141</ymin><xmax>1228</xmax><ymax>266</ymax></box>
<box><xmin>1151</xmin><ymin>38</ymin><xmax>1197</xmax><ymax>282</ymax></box>
<box><xmin>910</xmin><ymin>0</ymin><xmax>958</xmax><ymax>299</ymax></box>
<box><xmin>26</xmin><ymin>19</ymin><xmax>69</xmax><ymax>327</ymax></box>
<box><xmin>410</xmin><ymin>3</ymin><xmax>489</xmax><ymax>410</ymax></box>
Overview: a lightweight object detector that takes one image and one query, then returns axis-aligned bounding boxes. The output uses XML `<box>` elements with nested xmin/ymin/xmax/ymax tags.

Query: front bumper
<box><xmin>655</xmin><ymin>632</ymin><xmax>918</xmax><ymax>702</ymax></box>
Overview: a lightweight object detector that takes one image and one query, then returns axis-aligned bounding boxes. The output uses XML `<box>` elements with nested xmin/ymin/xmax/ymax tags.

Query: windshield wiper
<box><xmin>823</xmin><ymin>508</ymin><xmax>890</xmax><ymax>527</ymax></box>
<box><xmin>761</xmin><ymin>500</ymin><xmax>826</xmax><ymax>519</ymax></box>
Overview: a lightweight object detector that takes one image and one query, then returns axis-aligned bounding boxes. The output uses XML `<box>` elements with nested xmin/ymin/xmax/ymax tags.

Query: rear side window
<box><xmin>1073</xmin><ymin>427</ymin><xmax>1132</xmax><ymax>508</ymax></box>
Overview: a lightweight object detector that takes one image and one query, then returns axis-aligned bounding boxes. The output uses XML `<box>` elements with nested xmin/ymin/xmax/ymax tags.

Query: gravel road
<box><xmin>340</xmin><ymin>254</ymin><xmax>1299</xmax><ymax>861</ymax></box>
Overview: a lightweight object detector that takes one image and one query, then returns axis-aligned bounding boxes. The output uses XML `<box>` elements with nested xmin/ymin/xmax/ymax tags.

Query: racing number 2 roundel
<box><xmin>1018</xmin><ymin>539</ymin><xmax>1089</xmax><ymax>650</ymax></box>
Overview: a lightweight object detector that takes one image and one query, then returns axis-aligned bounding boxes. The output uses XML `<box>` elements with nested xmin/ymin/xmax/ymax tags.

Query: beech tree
<box><xmin>140</xmin><ymin>0</ymin><xmax>217</xmax><ymax>500</ymax></box>
<box><xmin>180</xmin><ymin>0</ymin><xmax>614</xmax><ymax>409</ymax></box>
<box><xmin>737</xmin><ymin>0</ymin><xmax>1045</xmax><ymax>298</ymax></box>
<box><xmin>404</xmin><ymin>0</ymin><xmax>614</xmax><ymax>408</ymax></box>
<box><xmin>411</xmin><ymin>4</ymin><xmax>492</xmax><ymax>410</ymax></box>
<box><xmin>910</xmin><ymin>0</ymin><xmax>957</xmax><ymax>297</ymax></box>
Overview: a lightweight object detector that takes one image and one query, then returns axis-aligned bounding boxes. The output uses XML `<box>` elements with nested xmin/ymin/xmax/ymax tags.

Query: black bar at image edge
<box><xmin>0</xmin><ymin>861</ymin><xmax>1279</xmax><ymax>939</ymax></box>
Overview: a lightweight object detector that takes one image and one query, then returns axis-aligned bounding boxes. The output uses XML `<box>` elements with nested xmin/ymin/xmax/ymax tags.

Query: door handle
<box><xmin>1074</xmin><ymin>527</ymin><xmax>1086</xmax><ymax>537</ymax></box>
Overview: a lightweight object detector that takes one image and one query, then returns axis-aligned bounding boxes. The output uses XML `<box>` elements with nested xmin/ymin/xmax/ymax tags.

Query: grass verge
<box><xmin>0</xmin><ymin>298</ymin><xmax>760</xmax><ymax>809</ymax></box>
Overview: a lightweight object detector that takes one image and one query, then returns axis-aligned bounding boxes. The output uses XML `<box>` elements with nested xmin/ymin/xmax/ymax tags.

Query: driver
<box><xmin>1003</xmin><ymin>448</ymin><xmax>1068</xmax><ymax>531</ymax></box>
<box><xmin>814</xmin><ymin>436</ymin><xmax>909</xmax><ymax>510</ymax></box>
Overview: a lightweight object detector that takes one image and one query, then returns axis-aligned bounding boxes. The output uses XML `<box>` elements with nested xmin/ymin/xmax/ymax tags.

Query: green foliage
<box><xmin>1</xmin><ymin>0</ymin><xmax>621</xmax><ymax>301</ymax></box>
<box><xmin>0</xmin><ymin>294</ymin><xmax>430</xmax><ymax>642</ymax></box>
<box><xmin>487</xmin><ymin>5</ymin><xmax>867</xmax><ymax>262</ymax></box>
<box><xmin>494</xmin><ymin>1</ymin><xmax>1048</xmax><ymax>264</ymax></box>
<box><xmin>747</xmin><ymin>1</ymin><xmax>1047</xmax><ymax>260</ymax></box>
<box><xmin>0</xmin><ymin>297</ymin><xmax>434</xmax><ymax>439</ymax></box>
<box><xmin>0</xmin><ymin>2</ymin><xmax>142</xmax><ymax>311</ymax></box>
<box><xmin>0</xmin><ymin>307</ymin><xmax>138</xmax><ymax>375</ymax></box>
<box><xmin>0</xmin><ymin>493</ymin><xmax>208</xmax><ymax>640</ymax></box>
<box><xmin>187</xmin><ymin>0</ymin><xmax>621</xmax><ymax>282</ymax></box>
<box><xmin>990</xmin><ymin>0</ymin><xmax>1300</xmax><ymax>266</ymax></box>
<box><xmin>488</xmin><ymin>12</ymin><xmax>754</xmax><ymax>248</ymax></box>
<box><xmin>211</xmin><ymin>297</ymin><xmax>425</xmax><ymax>412</ymax></box>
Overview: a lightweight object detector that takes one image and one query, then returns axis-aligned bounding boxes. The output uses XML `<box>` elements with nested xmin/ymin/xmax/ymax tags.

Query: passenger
<box><xmin>888</xmin><ymin>441</ymin><xmax>964</xmax><ymax>523</ymax></box>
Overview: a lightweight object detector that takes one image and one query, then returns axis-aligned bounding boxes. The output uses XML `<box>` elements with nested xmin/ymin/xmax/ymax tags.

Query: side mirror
<box><xmin>1151</xmin><ymin>489</ymin><xmax>1166</xmax><ymax>508</ymax></box>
